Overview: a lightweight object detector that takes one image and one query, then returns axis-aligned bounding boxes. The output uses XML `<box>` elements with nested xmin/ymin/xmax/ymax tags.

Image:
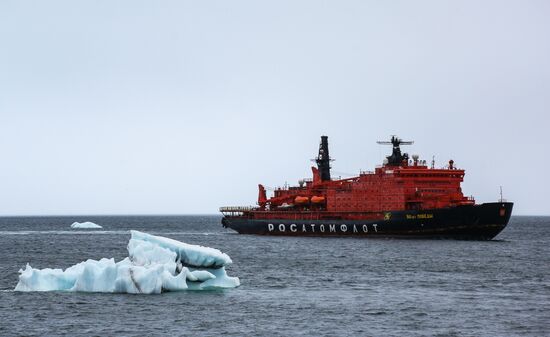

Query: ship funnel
<box><xmin>315</xmin><ymin>136</ymin><xmax>332</xmax><ymax>181</ymax></box>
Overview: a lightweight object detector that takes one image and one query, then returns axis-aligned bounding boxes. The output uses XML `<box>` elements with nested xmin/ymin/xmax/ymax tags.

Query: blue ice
<box><xmin>70</xmin><ymin>221</ymin><xmax>102</xmax><ymax>229</ymax></box>
<box><xmin>14</xmin><ymin>230</ymin><xmax>239</xmax><ymax>293</ymax></box>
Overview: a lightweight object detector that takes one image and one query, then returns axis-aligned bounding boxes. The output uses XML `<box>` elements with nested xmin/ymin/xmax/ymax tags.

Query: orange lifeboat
<box><xmin>311</xmin><ymin>196</ymin><xmax>325</xmax><ymax>204</ymax></box>
<box><xmin>294</xmin><ymin>196</ymin><xmax>309</xmax><ymax>204</ymax></box>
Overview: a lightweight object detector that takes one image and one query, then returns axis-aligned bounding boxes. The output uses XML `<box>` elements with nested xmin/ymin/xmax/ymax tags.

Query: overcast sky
<box><xmin>0</xmin><ymin>0</ymin><xmax>548</xmax><ymax>215</ymax></box>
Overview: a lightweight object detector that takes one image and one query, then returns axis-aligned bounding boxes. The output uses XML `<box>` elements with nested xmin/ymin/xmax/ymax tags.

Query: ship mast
<box><xmin>377</xmin><ymin>135</ymin><xmax>413</xmax><ymax>166</ymax></box>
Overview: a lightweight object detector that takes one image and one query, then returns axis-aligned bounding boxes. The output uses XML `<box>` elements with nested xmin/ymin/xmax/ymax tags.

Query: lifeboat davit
<box><xmin>294</xmin><ymin>196</ymin><xmax>309</xmax><ymax>204</ymax></box>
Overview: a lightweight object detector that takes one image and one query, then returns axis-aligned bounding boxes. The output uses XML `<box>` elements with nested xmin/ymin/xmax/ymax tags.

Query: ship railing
<box><xmin>219</xmin><ymin>206</ymin><xmax>257</xmax><ymax>216</ymax></box>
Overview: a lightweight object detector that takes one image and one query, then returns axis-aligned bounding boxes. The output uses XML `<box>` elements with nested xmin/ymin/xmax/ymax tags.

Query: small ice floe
<box><xmin>14</xmin><ymin>230</ymin><xmax>240</xmax><ymax>294</ymax></box>
<box><xmin>70</xmin><ymin>221</ymin><xmax>102</xmax><ymax>229</ymax></box>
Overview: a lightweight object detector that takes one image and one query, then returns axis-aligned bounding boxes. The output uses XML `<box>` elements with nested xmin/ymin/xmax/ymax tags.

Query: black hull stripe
<box><xmin>221</xmin><ymin>202</ymin><xmax>513</xmax><ymax>240</ymax></box>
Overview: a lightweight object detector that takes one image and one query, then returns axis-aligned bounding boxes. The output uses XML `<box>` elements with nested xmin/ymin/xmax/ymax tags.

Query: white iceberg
<box><xmin>70</xmin><ymin>221</ymin><xmax>102</xmax><ymax>229</ymax></box>
<box><xmin>14</xmin><ymin>230</ymin><xmax>240</xmax><ymax>293</ymax></box>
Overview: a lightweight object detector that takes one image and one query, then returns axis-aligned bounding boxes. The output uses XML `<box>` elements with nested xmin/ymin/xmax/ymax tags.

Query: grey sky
<box><xmin>0</xmin><ymin>0</ymin><xmax>548</xmax><ymax>215</ymax></box>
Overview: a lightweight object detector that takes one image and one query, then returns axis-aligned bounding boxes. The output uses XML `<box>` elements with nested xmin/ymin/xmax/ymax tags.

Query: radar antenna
<box><xmin>377</xmin><ymin>135</ymin><xmax>414</xmax><ymax>166</ymax></box>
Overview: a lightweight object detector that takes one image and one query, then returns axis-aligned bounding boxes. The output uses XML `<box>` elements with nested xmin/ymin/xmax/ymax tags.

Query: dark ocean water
<box><xmin>0</xmin><ymin>216</ymin><xmax>548</xmax><ymax>337</ymax></box>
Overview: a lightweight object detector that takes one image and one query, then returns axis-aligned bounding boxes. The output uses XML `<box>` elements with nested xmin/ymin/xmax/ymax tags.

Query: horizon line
<box><xmin>0</xmin><ymin>213</ymin><xmax>222</xmax><ymax>217</ymax></box>
<box><xmin>0</xmin><ymin>213</ymin><xmax>548</xmax><ymax>217</ymax></box>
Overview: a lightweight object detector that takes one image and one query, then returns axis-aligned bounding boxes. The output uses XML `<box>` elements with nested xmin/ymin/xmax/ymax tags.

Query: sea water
<box><xmin>0</xmin><ymin>216</ymin><xmax>548</xmax><ymax>336</ymax></box>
